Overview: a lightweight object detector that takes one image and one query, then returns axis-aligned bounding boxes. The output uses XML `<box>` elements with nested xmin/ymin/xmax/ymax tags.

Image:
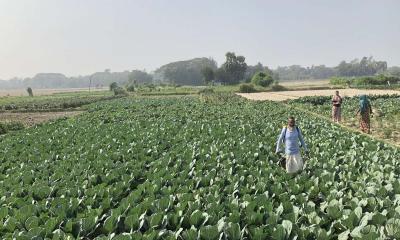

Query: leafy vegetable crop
<box><xmin>0</xmin><ymin>93</ymin><xmax>120</xmax><ymax>112</ymax></box>
<box><xmin>288</xmin><ymin>94</ymin><xmax>400</xmax><ymax>143</ymax></box>
<box><xmin>0</xmin><ymin>96</ymin><xmax>399</xmax><ymax>239</ymax></box>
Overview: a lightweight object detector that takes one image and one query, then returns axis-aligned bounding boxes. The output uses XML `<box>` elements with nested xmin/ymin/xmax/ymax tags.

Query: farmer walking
<box><xmin>276</xmin><ymin>117</ymin><xmax>308</xmax><ymax>174</ymax></box>
<box><xmin>356</xmin><ymin>95</ymin><xmax>373</xmax><ymax>134</ymax></box>
<box><xmin>332</xmin><ymin>90</ymin><xmax>342</xmax><ymax>123</ymax></box>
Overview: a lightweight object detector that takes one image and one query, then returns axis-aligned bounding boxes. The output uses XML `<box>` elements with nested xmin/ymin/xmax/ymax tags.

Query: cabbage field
<box><xmin>0</xmin><ymin>96</ymin><xmax>400</xmax><ymax>239</ymax></box>
<box><xmin>287</xmin><ymin>94</ymin><xmax>400</xmax><ymax>144</ymax></box>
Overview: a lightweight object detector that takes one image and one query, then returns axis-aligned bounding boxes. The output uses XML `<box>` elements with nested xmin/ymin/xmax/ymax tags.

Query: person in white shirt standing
<box><xmin>275</xmin><ymin>117</ymin><xmax>308</xmax><ymax>174</ymax></box>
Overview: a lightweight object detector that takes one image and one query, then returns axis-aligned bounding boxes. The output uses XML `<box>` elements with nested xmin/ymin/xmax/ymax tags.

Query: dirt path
<box><xmin>0</xmin><ymin>111</ymin><xmax>83</xmax><ymax>127</ymax></box>
<box><xmin>238</xmin><ymin>89</ymin><xmax>400</xmax><ymax>101</ymax></box>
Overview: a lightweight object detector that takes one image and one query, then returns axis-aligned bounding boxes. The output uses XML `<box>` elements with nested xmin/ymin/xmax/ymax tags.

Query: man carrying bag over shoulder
<box><xmin>275</xmin><ymin>117</ymin><xmax>308</xmax><ymax>174</ymax></box>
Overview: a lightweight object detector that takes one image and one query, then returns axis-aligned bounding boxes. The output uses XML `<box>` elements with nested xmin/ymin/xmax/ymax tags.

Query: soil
<box><xmin>0</xmin><ymin>111</ymin><xmax>83</xmax><ymax>127</ymax></box>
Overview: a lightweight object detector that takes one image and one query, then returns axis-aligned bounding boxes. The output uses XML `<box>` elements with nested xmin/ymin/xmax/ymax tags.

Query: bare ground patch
<box><xmin>0</xmin><ymin>111</ymin><xmax>83</xmax><ymax>127</ymax></box>
<box><xmin>238</xmin><ymin>89</ymin><xmax>400</xmax><ymax>101</ymax></box>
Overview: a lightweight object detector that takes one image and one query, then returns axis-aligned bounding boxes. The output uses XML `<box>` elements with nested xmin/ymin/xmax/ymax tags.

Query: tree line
<box><xmin>0</xmin><ymin>54</ymin><xmax>399</xmax><ymax>89</ymax></box>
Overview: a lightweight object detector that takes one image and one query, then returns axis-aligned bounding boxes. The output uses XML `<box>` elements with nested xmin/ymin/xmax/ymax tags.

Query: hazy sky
<box><xmin>0</xmin><ymin>0</ymin><xmax>399</xmax><ymax>79</ymax></box>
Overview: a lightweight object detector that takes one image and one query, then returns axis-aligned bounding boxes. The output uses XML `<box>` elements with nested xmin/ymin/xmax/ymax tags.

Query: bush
<box><xmin>331</xmin><ymin>75</ymin><xmax>400</xmax><ymax>87</ymax></box>
<box><xmin>353</xmin><ymin>76</ymin><xmax>380</xmax><ymax>85</ymax></box>
<box><xmin>126</xmin><ymin>85</ymin><xmax>135</xmax><ymax>92</ymax></box>
<box><xmin>251</xmin><ymin>72</ymin><xmax>274</xmax><ymax>87</ymax></box>
<box><xmin>198</xmin><ymin>88</ymin><xmax>214</xmax><ymax>95</ymax></box>
<box><xmin>330</xmin><ymin>77</ymin><xmax>351</xmax><ymax>86</ymax></box>
<box><xmin>110</xmin><ymin>82</ymin><xmax>118</xmax><ymax>91</ymax></box>
<box><xmin>271</xmin><ymin>84</ymin><xmax>287</xmax><ymax>91</ymax></box>
<box><xmin>238</xmin><ymin>83</ymin><xmax>257</xmax><ymax>93</ymax></box>
<box><xmin>113</xmin><ymin>87</ymin><xmax>128</xmax><ymax>96</ymax></box>
<box><xmin>0</xmin><ymin>123</ymin><xmax>6</xmax><ymax>134</ymax></box>
<box><xmin>0</xmin><ymin>122</ymin><xmax>25</xmax><ymax>135</ymax></box>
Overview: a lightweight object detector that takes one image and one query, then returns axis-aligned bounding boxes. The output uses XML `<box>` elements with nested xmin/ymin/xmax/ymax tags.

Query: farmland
<box><xmin>238</xmin><ymin>89</ymin><xmax>400</xmax><ymax>101</ymax></box>
<box><xmin>287</xmin><ymin>94</ymin><xmax>400</xmax><ymax>145</ymax></box>
<box><xmin>0</xmin><ymin>88</ymin><xmax>108</xmax><ymax>97</ymax></box>
<box><xmin>0</xmin><ymin>91</ymin><xmax>116</xmax><ymax>112</ymax></box>
<box><xmin>0</xmin><ymin>94</ymin><xmax>400</xmax><ymax>239</ymax></box>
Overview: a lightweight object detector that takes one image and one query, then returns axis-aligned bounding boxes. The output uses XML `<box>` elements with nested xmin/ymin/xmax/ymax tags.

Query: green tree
<box><xmin>251</xmin><ymin>72</ymin><xmax>274</xmax><ymax>87</ymax></box>
<box><xmin>386</xmin><ymin>66</ymin><xmax>400</xmax><ymax>77</ymax></box>
<box><xmin>220</xmin><ymin>52</ymin><xmax>247</xmax><ymax>84</ymax></box>
<box><xmin>128</xmin><ymin>70</ymin><xmax>153</xmax><ymax>85</ymax></box>
<box><xmin>215</xmin><ymin>68</ymin><xmax>230</xmax><ymax>84</ymax></box>
<box><xmin>110</xmin><ymin>82</ymin><xmax>118</xmax><ymax>91</ymax></box>
<box><xmin>155</xmin><ymin>58</ymin><xmax>217</xmax><ymax>86</ymax></box>
<box><xmin>245</xmin><ymin>62</ymin><xmax>268</xmax><ymax>82</ymax></box>
<box><xmin>336</xmin><ymin>57</ymin><xmax>387</xmax><ymax>77</ymax></box>
<box><xmin>201</xmin><ymin>67</ymin><xmax>215</xmax><ymax>85</ymax></box>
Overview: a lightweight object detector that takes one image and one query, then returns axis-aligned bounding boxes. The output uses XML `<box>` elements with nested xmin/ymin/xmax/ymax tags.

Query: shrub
<box><xmin>330</xmin><ymin>77</ymin><xmax>351</xmax><ymax>86</ymax></box>
<box><xmin>113</xmin><ymin>87</ymin><xmax>128</xmax><ymax>96</ymax></box>
<box><xmin>271</xmin><ymin>84</ymin><xmax>287</xmax><ymax>91</ymax></box>
<box><xmin>0</xmin><ymin>123</ymin><xmax>6</xmax><ymax>134</ymax></box>
<box><xmin>251</xmin><ymin>72</ymin><xmax>274</xmax><ymax>87</ymax></box>
<box><xmin>198</xmin><ymin>88</ymin><xmax>214</xmax><ymax>95</ymax></box>
<box><xmin>238</xmin><ymin>83</ymin><xmax>257</xmax><ymax>93</ymax></box>
<box><xmin>126</xmin><ymin>85</ymin><xmax>135</xmax><ymax>92</ymax></box>
<box><xmin>110</xmin><ymin>82</ymin><xmax>118</xmax><ymax>91</ymax></box>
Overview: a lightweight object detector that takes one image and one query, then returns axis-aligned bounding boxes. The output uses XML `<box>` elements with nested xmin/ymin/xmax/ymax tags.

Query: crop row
<box><xmin>0</xmin><ymin>95</ymin><xmax>122</xmax><ymax>112</ymax></box>
<box><xmin>0</xmin><ymin>96</ymin><xmax>399</xmax><ymax>239</ymax></box>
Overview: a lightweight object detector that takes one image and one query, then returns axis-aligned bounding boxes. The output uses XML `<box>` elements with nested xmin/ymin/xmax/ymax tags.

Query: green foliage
<box><xmin>198</xmin><ymin>87</ymin><xmax>214</xmax><ymax>95</ymax></box>
<box><xmin>251</xmin><ymin>71</ymin><xmax>274</xmax><ymax>87</ymax></box>
<box><xmin>155</xmin><ymin>57</ymin><xmax>217</xmax><ymax>86</ymax></box>
<box><xmin>0</xmin><ymin>121</ymin><xmax>25</xmax><ymax>135</ymax></box>
<box><xmin>336</xmin><ymin>57</ymin><xmax>387</xmax><ymax>77</ymax></box>
<box><xmin>26</xmin><ymin>87</ymin><xmax>33</xmax><ymax>97</ymax></box>
<box><xmin>271</xmin><ymin>84</ymin><xmax>287</xmax><ymax>91</ymax></box>
<box><xmin>330</xmin><ymin>75</ymin><xmax>400</xmax><ymax>87</ymax></box>
<box><xmin>0</xmin><ymin>123</ymin><xmax>6</xmax><ymax>134</ymax></box>
<box><xmin>113</xmin><ymin>86</ymin><xmax>128</xmax><ymax>96</ymax></box>
<box><xmin>128</xmin><ymin>70</ymin><xmax>153</xmax><ymax>85</ymax></box>
<box><xmin>201</xmin><ymin>66</ymin><xmax>215</xmax><ymax>85</ymax></box>
<box><xmin>109</xmin><ymin>82</ymin><xmax>119</xmax><ymax>91</ymax></box>
<box><xmin>288</xmin><ymin>94</ymin><xmax>400</xmax><ymax>142</ymax></box>
<box><xmin>219</xmin><ymin>52</ymin><xmax>247</xmax><ymax>84</ymax></box>
<box><xmin>214</xmin><ymin>68</ymin><xmax>230</xmax><ymax>84</ymax></box>
<box><xmin>330</xmin><ymin>77</ymin><xmax>352</xmax><ymax>86</ymax></box>
<box><xmin>238</xmin><ymin>83</ymin><xmax>257</xmax><ymax>93</ymax></box>
<box><xmin>274</xmin><ymin>56</ymin><xmax>388</xmax><ymax>81</ymax></box>
<box><xmin>126</xmin><ymin>85</ymin><xmax>135</xmax><ymax>92</ymax></box>
<box><xmin>275</xmin><ymin>64</ymin><xmax>336</xmax><ymax>80</ymax></box>
<box><xmin>0</xmin><ymin>94</ymin><xmax>118</xmax><ymax>111</ymax></box>
<box><xmin>385</xmin><ymin>66</ymin><xmax>400</xmax><ymax>77</ymax></box>
<box><xmin>244</xmin><ymin>62</ymin><xmax>276</xmax><ymax>83</ymax></box>
<box><xmin>0</xmin><ymin>96</ymin><xmax>399</xmax><ymax>238</ymax></box>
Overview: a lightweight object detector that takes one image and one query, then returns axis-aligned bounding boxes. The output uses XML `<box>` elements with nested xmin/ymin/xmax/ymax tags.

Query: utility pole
<box><xmin>89</xmin><ymin>75</ymin><xmax>93</xmax><ymax>92</ymax></box>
